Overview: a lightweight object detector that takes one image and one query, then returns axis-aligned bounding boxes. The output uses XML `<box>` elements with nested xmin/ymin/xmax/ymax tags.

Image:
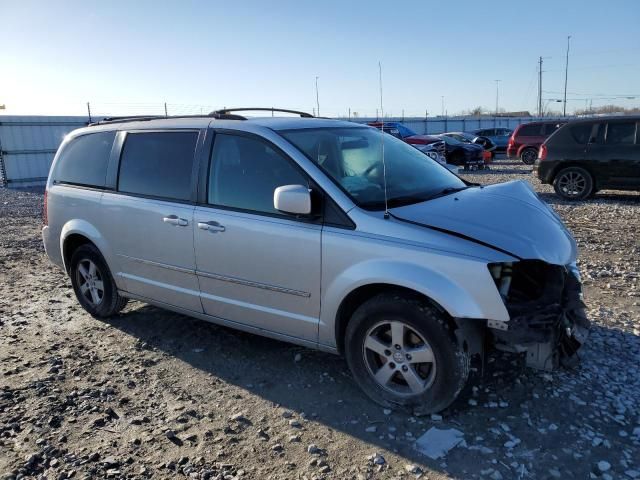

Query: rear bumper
<box><xmin>534</xmin><ymin>160</ymin><xmax>556</xmax><ymax>184</ymax></box>
<box><xmin>42</xmin><ymin>226</ymin><xmax>64</xmax><ymax>270</ymax></box>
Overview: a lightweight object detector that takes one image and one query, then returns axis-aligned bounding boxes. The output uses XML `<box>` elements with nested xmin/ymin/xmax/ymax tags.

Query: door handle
<box><xmin>163</xmin><ymin>215</ymin><xmax>189</xmax><ymax>227</ymax></box>
<box><xmin>197</xmin><ymin>221</ymin><xmax>226</xmax><ymax>233</ymax></box>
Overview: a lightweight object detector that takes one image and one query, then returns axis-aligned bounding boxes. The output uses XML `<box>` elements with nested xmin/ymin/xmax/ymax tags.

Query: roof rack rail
<box><xmin>88</xmin><ymin>113</ymin><xmax>246</xmax><ymax>126</ymax></box>
<box><xmin>210</xmin><ymin>107</ymin><xmax>314</xmax><ymax>118</ymax></box>
<box><xmin>90</xmin><ymin>115</ymin><xmax>167</xmax><ymax>126</ymax></box>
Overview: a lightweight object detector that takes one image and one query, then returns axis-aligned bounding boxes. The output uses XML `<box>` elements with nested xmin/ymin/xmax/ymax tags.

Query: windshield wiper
<box><xmin>426</xmin><ymin>186</ymin><xmax>469</xmax><ymax>200</ymax></box>
<box><xmin>359</xmin><ymin>187</ymin><xmax>470</xmax><ymax>210</ymax></box>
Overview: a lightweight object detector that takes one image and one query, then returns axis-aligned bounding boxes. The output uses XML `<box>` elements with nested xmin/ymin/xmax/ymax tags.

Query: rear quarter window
<box><xmin>517</xmin><ymin>124</ymin><xmax>541</xmax><ymax>136</ymax></box>
<box><xmin>53</xmin><ymin>131</ymin><xmax>115</xmax><ymax>187</ymax></box>
<box><xmin>570</xmin><ymin>124</ymin><xmax>593</xmax><ymax>144</ymax></box>
<box><xmin>543</xmin><ymin>123</ymin><xmax>564</xmax><ymax>135</ymax></box>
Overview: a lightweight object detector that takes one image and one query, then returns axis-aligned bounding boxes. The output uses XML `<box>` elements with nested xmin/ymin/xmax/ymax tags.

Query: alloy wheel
<box><xmin>76</xmin><ymin>259</ymin><xmax>104</xmax><ymax>306</ymax></box>
<box><xmin>362</xmin><ymin>320</ymin><xmax>437</xmax><ymax>396</ymax></box>
<box><xmin>522</xmin><ymin>149</ymin><xmax>537</xmax><ymax>164</ymax></box>
<box><xmin>557</xmin><ymin>171</ymin><xmax>586</xmax><ymax>197</ymax></box>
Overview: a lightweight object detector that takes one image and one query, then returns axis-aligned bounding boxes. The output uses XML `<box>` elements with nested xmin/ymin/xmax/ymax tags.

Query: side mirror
<box><xmin>273</xmin><ymin>185</ymin><xmax>311</xmax><ymax>215</ymax></box>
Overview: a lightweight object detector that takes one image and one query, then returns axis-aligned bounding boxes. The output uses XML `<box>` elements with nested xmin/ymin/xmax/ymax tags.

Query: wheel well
<box><xmin>62</xmin><ymin>234</ymin><xmax>95</xmax><ymax>273</ymax></box>
<box><xmin>549</xmin><ymin>162</ymin><xmax>596</xmax><ymax>186</ymax></box>
<box><xmin>334</xmin><ymin>284</ymin><xmax>457</xmax><ymax>355</ymax></box>
<box><xmin>520</xmin><ymin>145</ymin><xmax>537</xmax><ymax>155</ymax></box>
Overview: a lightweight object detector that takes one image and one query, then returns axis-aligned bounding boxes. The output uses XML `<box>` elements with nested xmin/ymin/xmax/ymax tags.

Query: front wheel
<box><xmin>69</xmin><ymin>244</ymin><xmax>128</xmax><ymax>318</ymax></box>
<box><xmin>553</xmin><ymin>166</ymin><xmax>594</xmax><ymax>200</ymax></box>
<box><xmin>345</xmin><ymin>293</ymin><xmax>469</xmax><ymax>414</ymax></box>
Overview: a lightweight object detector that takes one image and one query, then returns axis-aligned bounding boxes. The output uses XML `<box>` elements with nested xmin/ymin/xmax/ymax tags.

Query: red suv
<box><xmin>507</xmin><ymin>121</ymin><xmax>566</xmax><ymax>164</ymax></box>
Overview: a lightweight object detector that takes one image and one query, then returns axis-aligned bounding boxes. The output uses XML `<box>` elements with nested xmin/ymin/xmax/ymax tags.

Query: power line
<box><xmin>543</xmin><ymin>90</ymin><xmax>640</xmax><ymax>97</ymax></box>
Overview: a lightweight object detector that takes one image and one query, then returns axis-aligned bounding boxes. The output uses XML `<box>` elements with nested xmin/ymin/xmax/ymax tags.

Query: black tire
<box><xmin>553</xmin><ymin>166</ymin><xmax>594</xmax><ymax>200</ymax></box>
<box><xmin>451</xmin><ymin>152</ymin><xmax>465</xmax><ymax>166</ymax></box>
<box><xmin>520</xmin><ymin>147</ymin><xmax>538</xmax><ymax>165</ymax></box>
<box><xmin>69</xmin><ymin>244</ymin><xmax>128</xmax><ymax>318</ymax></box>
<box><xmin>345</xmin><ymin>293</ymin><xmax>469</xmax><ymax>414</ymax></box>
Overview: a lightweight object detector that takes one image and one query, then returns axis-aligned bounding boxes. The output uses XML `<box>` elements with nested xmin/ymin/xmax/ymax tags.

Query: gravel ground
<box><xmin>1</xmin><ymin>161</ymin><xmax>639</xmax><ymax>480</ymax></box>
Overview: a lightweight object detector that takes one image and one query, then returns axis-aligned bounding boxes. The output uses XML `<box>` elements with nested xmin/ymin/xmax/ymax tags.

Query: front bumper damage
<box><xmin>488</xmin><ymin>260</ymin><xmax>590</xmax><ymax>371</ymax></box>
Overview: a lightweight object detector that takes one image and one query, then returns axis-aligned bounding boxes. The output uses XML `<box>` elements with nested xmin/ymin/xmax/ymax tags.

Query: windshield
<box><xmin>449</xmin><ymin>133</ymin><xmax>472</xmax><ymax>143</ymax></box>
<box><xmin>280</xmin><ymin>127</ymin><xmax>466</xmax><ymax>210</ymax></box>
<box><xmin>439</xmin><ymin>135</ymin><xmax>462</xmax><ymax>145</ymax></box>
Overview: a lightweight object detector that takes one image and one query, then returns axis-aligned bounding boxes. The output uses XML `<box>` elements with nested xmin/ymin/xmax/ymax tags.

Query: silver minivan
<box><xmin>42</xmin><ymin>109</ymin><xmax>589</xmax><ymax>413</ymax></box>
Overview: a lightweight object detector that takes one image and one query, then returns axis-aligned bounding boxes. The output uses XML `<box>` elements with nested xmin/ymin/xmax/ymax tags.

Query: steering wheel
<box><xmin>362</xmin><ymin>162</ymin><xmax>380</xmax><ymax>177</ymax></box>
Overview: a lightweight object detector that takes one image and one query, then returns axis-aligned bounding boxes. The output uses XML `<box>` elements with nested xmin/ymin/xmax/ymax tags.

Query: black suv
<box><xmin>535</xmin><ymin>117</ymin><xmax>640</xmax><ymax>200</ymax></box>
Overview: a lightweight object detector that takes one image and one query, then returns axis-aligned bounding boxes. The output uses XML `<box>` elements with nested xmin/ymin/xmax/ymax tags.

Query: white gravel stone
<box><xmin>597</xmin><ymin>461</ymin><xmax>611</xmax><ymax>473</ymax></box>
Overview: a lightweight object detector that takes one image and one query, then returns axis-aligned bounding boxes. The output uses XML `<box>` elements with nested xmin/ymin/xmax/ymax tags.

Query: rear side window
<box><xmin>543</xmin><ymin>123</ymin><xmax>563</xmax><ymax>135</ymax></box>
<box><xmin>517</xmin><ymin>124</ymin><xmax>541</xmax><ymax>136</ymax></box>
<box><xmin>570</xmin><ymin>124</ymin><xmax>593</xmax><ymax>144</ymax></box>
<box><xmin>53</xmin><ymin>131</ymin><xmax>115</xmax><ymax>187</ymax></box>
<box><xmin>606</xmin><ymin>122</ymin><xmax>636</xmax><ymax>145</ymax></box>
<box><xmin>118</xmin><ymin>131</ymin><xmax>198</xmax><ymax>201</ymax></box>
<box><xmin>208</xmin><ymin>133</ymin><xmax>308</xmax><ymax>215</ymax></box>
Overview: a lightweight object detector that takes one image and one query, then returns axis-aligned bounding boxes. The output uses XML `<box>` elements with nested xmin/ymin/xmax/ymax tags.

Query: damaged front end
<box><xmin>488</xmin><ymin>260</ymin><xmax>590</xmax><ymax>371</ymax></box>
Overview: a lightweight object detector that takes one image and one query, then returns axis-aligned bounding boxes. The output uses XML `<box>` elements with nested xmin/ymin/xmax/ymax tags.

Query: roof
<box><xmin>563</xmin><ymin>115</ymin><xmax>640</xmax><ymax>124</ymax></box>
<box><xmin>247</xmin><ymin>117</ymin><xmax>362</xmax><ymax>130</ymax></box>
<box><xmin>68</xmin><ymin>115</ymin><xmax>366</xmax><ymax>140</ymax></box>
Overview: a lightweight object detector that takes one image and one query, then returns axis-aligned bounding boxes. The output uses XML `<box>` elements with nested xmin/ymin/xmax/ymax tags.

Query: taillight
<box><xmin>539</xmin><ymin>144</ymin><xmax>548</xmax><ymax>161</ymax></box>
<box><xmin>43</xmin><ymin>190</ymin><xmax>48</xmax><ymax>226</ymax></box>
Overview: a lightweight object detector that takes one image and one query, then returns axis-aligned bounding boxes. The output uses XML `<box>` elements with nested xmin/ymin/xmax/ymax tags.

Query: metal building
<box><xmin>0</xmin><ymin>116</ymin><xmax>89</xmax><ymax>187</ymax></box>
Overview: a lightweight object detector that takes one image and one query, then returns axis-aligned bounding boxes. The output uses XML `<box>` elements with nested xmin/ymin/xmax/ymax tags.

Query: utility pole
<box><xmin>86</xmin><ymin>102</ymin><xmax>92</xmax><ymax>123</ymax></box>
<box><xmin>164</xmin><ymin>102</ymin><xmax>168</xmax><ymax>117</ymax></box>
<box><xmin>441</xmin><ymin>96</ymin><xmax>445</xmax><ymax>116</ymax></box>
<box><xmin>494</xmin><ymin>80</ymin><xmax>501</xmax><ymax>115</ymax></box>
<box><xmin>563</xmin><ymin>35</ymin><xmax>571</xmax><ymax>117</ymax></box>
<box><xmin>538</xmin><ymin>56</ymin><xmax>543</xmax><ymax>117</ymax></box>
<box><xmin>315</xmin><ymin>76</ymin><xmax>320</xmax><ymax>117</ymax></box>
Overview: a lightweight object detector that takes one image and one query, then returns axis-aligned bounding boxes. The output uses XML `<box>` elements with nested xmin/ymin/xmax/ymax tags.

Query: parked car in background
<box><xmin>535</xmin><ymin>116</ymin><xmax>640</xmax><ymax>200</ymax></box>
<box><xmin>507</xmin><ymin>121</ymin><xmax>566</xmax><ymax>165</ymax></box>
<box><xmin>471</xmin><ymin>127</ymin><xmax>512</xmax><ymax>152</ymax></box>
<box><xmin>367</xmin><ymin>121</ymin><xmax>447</xmax><ymax>161</ymax></box>
<box><xmin>443</xmin><ymin>132</ymin><xmax>495</xmax><ymax>162</ymax></box>
<box><xmin>437</xmin><ymin>134</ymin><xmax>486</xmax><ymax>168</ymax></box>
<box><xmin>43</xmin><ymin>109</ymin><xmax>589</xmax><ymax>414</ymax></box>
<box><xmin>412</xmin><ymin>142</ymin><xmax>453</xmax><ymax>170</ymax></box>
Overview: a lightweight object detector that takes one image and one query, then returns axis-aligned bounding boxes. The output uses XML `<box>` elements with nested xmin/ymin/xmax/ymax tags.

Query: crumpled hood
<box><xmin>390</xmin><ymin>180</ymin><xmax>577</xmax><ymax>265</ymax></box>
<box><xmin>405</xmin><ymin>134</ymin><xmax>441</xmax><ymax>145</ymax></box>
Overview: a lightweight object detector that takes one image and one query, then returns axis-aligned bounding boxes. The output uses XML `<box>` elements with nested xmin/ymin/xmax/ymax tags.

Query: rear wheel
<box><xmin>553</xmin><ymin>167</ymin><xmax>594</xmax><ymax>200</ymax></box>
<box><xmin>520</xmin><ymin>148</ymin><xmax>538</xmax><ymax>165</ymax></box>
<box><xmin>69</xmin><ymin>244</ymin><xmax>128</xmax><ymax>318</ymax></box>
<box><xmin>345</xmin><ymin>293</ymin><xmax>469</xmax><ymax>414</ymax></box>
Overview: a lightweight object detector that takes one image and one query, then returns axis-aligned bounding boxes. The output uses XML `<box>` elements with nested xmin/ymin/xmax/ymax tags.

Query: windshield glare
<box><xmin>440</xmin><ymin>135</ymin><xmax>462</xmax><ymax>145</ymax></box>
<box><xmin>280</xmin><ymin>127</ymin><xmax>466</xmax><ymax>210</ymax></box>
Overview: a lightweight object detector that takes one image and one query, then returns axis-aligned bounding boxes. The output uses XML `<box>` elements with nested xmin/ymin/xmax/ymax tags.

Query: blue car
<box><xmin>469</xmin><ymin>127</ymin><xmax>512</xmax><ymax>152</ymax></box>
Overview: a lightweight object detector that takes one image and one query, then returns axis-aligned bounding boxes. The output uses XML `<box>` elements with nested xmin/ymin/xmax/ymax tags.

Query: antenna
<box><xmin>379</xmin><ymin>61</ymin><xmax>389</xmax><ymax>219</ymax></box>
